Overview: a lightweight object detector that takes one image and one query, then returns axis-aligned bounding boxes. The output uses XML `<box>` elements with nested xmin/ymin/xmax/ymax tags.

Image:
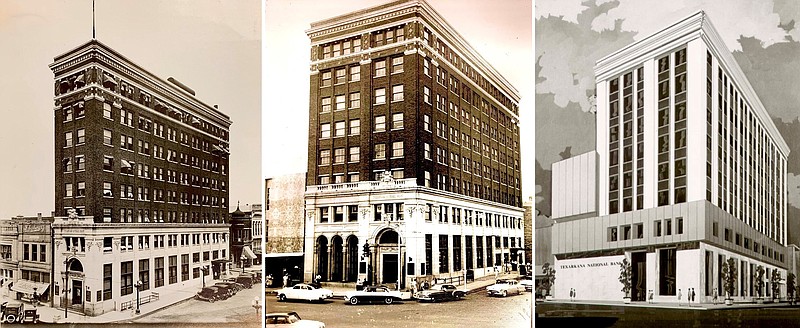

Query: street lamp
<box><xmin>201</xmin><ymin>267</ymin><xmax>207</xmax><ymax>288</ymax></box>
<box><xmin>240</xmin><ymin>254</ymin><xmax>246</xmax><ymax>274</ymax></box>
<box><xmin>134</xmin><ymin>280</ymin><xmax>142</xmax><ymax>314</ymax></box>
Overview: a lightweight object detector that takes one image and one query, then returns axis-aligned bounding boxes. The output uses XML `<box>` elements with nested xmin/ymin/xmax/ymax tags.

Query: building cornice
<box><xmin>306</xmin><ymin>0</ymin><xmax>520</xmax><ymax>106</ymax></box>
<box><xmin>50</xmin><ymin>39</ymin><xmax>232</xmax><ymax>127</ymax></box>
<box><xmin>595</xmin><ymin>11</ymin><xmax>789</xmax><ymax>156</ymax></box>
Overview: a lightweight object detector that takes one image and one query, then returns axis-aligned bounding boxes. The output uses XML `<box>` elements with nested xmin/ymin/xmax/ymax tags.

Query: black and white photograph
<box><xmin>0</xmin><ymin>0</ymin><xmax>262</xmax><ymax>326</ymax></box>
<box><xmin>263</xmin><ymin>0</ymin><xmax>533</xmax><ymax>327</ymax></box>
<box><xmin>535</xmin><ymin>0</ymin><xmax>800</xmax><ymax>326</ymax></box>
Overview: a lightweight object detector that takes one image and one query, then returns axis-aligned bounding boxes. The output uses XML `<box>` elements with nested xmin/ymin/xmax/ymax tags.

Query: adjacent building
<box><xmin>264</xmin><ymin>173</ymin><xmax>307</xmax><ymax>284</ymax></box>
<box><xmin>50</xmin><ymin>39</ymin><xmax>231</xmax><ymax>315</ymax></box>
<box><xmin>304</xmin><ymin>0</ymin><xmax>524</xmax><ymax>287</ymax></box>
<box><xmin>230</xmin><ymin>204</ymin><xmax>257</xmax><ymax>270</ymax></box>
<box><xmin>0</xmin><ymin>215</ymin><xmax>54</xmax><ymax>305</ymax></box>
<box><xmin>551</xmin><ymin>12</ymin><xmax>789</xmax><ymax>303</ymax></box>
<box><xmin>250</xmin><ymin>204</ymin><xmax>263</xmax><ymax>266</ymax></box>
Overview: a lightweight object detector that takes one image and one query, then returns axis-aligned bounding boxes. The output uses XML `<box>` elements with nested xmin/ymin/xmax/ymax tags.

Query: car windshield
<box><xmin>287</xmin><ymin>313</ymin><xmax>301</xmax><ymax>323</ymax></box>
<box><xmin>497</xmin><ymin>280</ymin><xmax>515</xmax><ymax>284</ymax></box>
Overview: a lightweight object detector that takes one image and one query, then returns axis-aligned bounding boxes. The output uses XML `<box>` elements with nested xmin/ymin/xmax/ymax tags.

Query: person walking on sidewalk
<box><xmin>648</xmin><ymin>290</ymin><xmax>654</xmax><ymax>304</ymax></box>
<box><xmin>678</xmin><ymin>289</ymin><xmax>682</xmax><ymax>306</ymax></box>
<box><xmin>410</xmin><ymin>280</ymin><xmax>418</xmax><ymax>298</ymax></box>
<box><xmin>690</xmin><ymin>288</ymin><xmax>696</xmax><ymax>306</ymax></box>
<box><xmin>252</xmin><ymin>297</ymin><xmax>260</xmax><ymax>315</ymax></box>
<box><xmin>283</xmin><ymin>274</ymin><xmax>289</xmax><ymax>288</ymax></box>
<box><xmin>712</xmin><ymin>288</ymin><xmax>718</xmax><ymax>305</ymax></box>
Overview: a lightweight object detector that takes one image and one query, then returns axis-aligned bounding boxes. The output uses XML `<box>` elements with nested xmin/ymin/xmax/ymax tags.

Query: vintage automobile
<box><xmin>276</xmin><ymin>283</ymin><xmax>334</xmax><ymax>302</ymax></box>
<box><xmin>235</xmin><ymin>275</ymin><xmax>254</xmax><ymax>289</ymax></box>
<box><xmin>1</xmin><ymin>302</ymin><xmax>39</xmax><ymax>324</ymax></box>
<box><xmin>265</xmin><ymin>311</ymin><xmax>326</xmax><ymax>328</ymax></box>
<box><xmin>487</xmin><ymin>279</ymin><xmax>527</xmax><ymax>297</ymax></box>
<box><xmin>215</xmin><ymin>282</ymin><xmax>242</xmax><ymax>295</ymax></box>
<box><xmin>415</xmin><ymin>284</ymin><xmax>466</xmax><ymax>302</ymax></box>
<box><xmin>343</xmin><ymin>285</ymin><xmax>403</xmax><ymax>305</ymax></box>
<box><xmin>518</xmin><ymin>279</ymin><xmax>534</xmax><ymax>292</ymax></box>
<box><xmin>196</xmin><ymin>286</ymin><xmax>228</xmax><ymax>302</ymax></box>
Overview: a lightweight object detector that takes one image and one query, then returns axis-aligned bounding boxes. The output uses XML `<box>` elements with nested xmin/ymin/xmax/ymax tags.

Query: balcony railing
<box><xmin>307</xmin><ymin>178</ymin><xmax>417</xmax><ymax>193</ymax></box>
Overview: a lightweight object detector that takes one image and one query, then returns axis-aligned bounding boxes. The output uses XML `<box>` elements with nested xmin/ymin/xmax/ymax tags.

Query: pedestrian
<box><xmin>252</xmin><ymin>297</ymin><xmax>260</xmax><ymax>314</ymax></box>
<box><xmin>283</xmin><ymin>274</ymin><xmax>289</xmax><ymax>288</ymax></box>
<box><xmin>574</xmin><ymin>289</ymin><xmax>577</xmax><ymax>301</ymax></box>
<box><xmin>648</xmin><ymin>290</ymin><xmax>654</xmax><ymax>304</ymax></box>
<box><xmin>266</xmin><ymin>274</ymin><xmax>273</xmax><ymax>288</ymax></box>
<box><xmin>32</xmin><ymin>291</ymin><xmax>38</xmax><ymax>307</ymax></box>
<box><xmin>410</xmin><ymin>280</ymin><xmax>418</xmax><ymax>297</ymax></box>
<box><xmin>678</xmin><ymin>289</ymin><xmax>682</xmax><ymax>306</ymax></box>
<box><xmin>569</xmin><ymin>288</ymin><xmax>573</xmax><ymax>301</ymax></box>
<box><xmin>712</xmin><ymin>288</ymin><xmax>718</xmax><ymax>305</ymax></box>
<box><xmin>691</xmin><ymin>288</ymin><xmax>696</xmax><ymax>306</ymax></box>
<box><xmin>494</xmin><ymin>267</ymin><xmax>499</xmax><ymax>282</ymax></box>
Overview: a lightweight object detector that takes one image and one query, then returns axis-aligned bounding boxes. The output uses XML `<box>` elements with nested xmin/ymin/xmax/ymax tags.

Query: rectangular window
<box><xmin>334</xmin><ymin>148</ymin><xmax>345</xmax><ymax>164</ymax></box>
<box><xmin>374</xmin><ymin>115</ymin><xmax>386</xmax><ymax>132</ymax></box>
<box><xmin>65</xmin><ymin>132</ymin><xmax>73</xmax><ymax>147</ymax></box>
<box><xmin>103</xmin><ymin>182</ymin><xmax>112</xmax><ymax>197</ymax></box>
<box><xmin>121</xmin><ymin>261</ymin><xmax>133</xmax><ymax>296</ymax></box>
<box><xmin>424</xmin><ymin>59</ymin><xmax>430</xmax><ymax>76</ymax></box>
<box><xmin>349</xmin><ymin>146</ymin><xmax>360</xmax><ymax>162</ymax></box>
<box><xmin>608</xmin><ymin>227</ymin><xmax>618</xmax><ymax>242</ymax></box>
<box><xmin>392</xmin><ymin>84</ymin><xmax>404</xmax><ymax>101</ymax></box>
<box><xmin>349</xmin><ymin>172</ymin><xmax>360</xmax><ymax>182</ymax></box>
<box><xmin>103</xmin><ymin>263</ymin><xmax>112</xmax><ymax>300</ymax></box>
<box><xmin>349</xmin><ymin>92</ymin><xmax>360</xmax><ymax>109</ymax></box>
<box><xmin>375</xmin><ymin>88</ymin><xmax>386</xmax><ymax>104</ymax></box>
<box><xmin>349</xmin><ymin>119</ymin><xmax>360</xmax><ymax>135</ymax></box>
<box><xmin>321</xmin><ymin>97</ymin><xmax>331</xmax><ymax>112</ymax></box>
<box><xmin>77</xmin><ymin>181</ymin><xmax>86</xmax><ymax>197</ymax></box>
<box><xmin>424</xmin><ymin>86</ymin><xmax>431</xmax><ymax>103</ymax></box>
<box><xmin>375</xmin><ymin>60</ymin><xmax>386</xmax><ymax>77</ymax></box>
<box><xmin>424</xmin><ymin>143</ymin><xmax>431</xmax><ymax>160</ymax></box>
<box><xmin>169</xmin><ymin>255</ymin><xmax>177</xmax><ymax>284</ymax></box>
<box><xmin>392</xmin><ymin>141</ymin><xmax>404</xmax><ymax>157</ymax></box>
<box><xmin>391</xmin><ymin>56</ymin><xmax>404</xmax><ymax>73</ymax></box>
<box><xmin>64</xmin><ymin>107</ymin><xmax>73</xmax><ymax>121</ymax></box>
<box><xmin>320</xmin><ymin>150</ymin><xmax>330</xmax><ymax>165</ymax></box>
<box><xmin>181</xmin><ymin>254</ymin><xmax>190</xmax><ymax>281</ymax></box>
<box><xmin>103</xmin><ymin>103</ymin><xmax>112</xmax><ymax>119</ymax></box>
<box><xmin>155</xmin><ymin>257</ymin><xmax>165</xmax><ymax>287</ymax></box>
<box><xmin>350</xmin><ymin>66</ymin><xmax>360</xmax><ymax>81</ymax></box>
<box><xmin>374</xmin><ymin>144</ymin><xmax>386</xmax><ymax>160</ymax></box>
<box><xmin>392</xmin><ymin>113</ymin><xmax>404</xmax><ymax>129</ymax></box>
<box><xmin>77</xmin><ymin>128</ymin><xmax>85</xmax><ymax>144</ymax></box>
<box><xmin>321</xmin><ymin>71</ymin><xmax>331</xmax><ymax>87</ymax></box>
<box><xmin>654</xmin><ymin>220</ymin><xmax>662</xmax><ymax>237</ymax></box>
<box><xmin>676</xmin><ymin>217</ymin><xmax>684</xmax><ymax>234</ymax></box>
<box><xmin>424</xmin><ymin>115</ymin><xmax>431</xmax><ymax>131</ymax></box>
<box><xmin>335</xmin><ymin>95</ymin><xmax>346</xmax><ymax>111</ymax></box>
<box><xmin>320</xmin><ymin>123</ymin><xmax>331</xmax><ymax>138</ymax></box>
<box><xmin>439</xmin><ymin>235</ymin><xmax>449</xmax><ymax>273</ymax></box>
<box><xmin>335</xmin><ymin>68</ymin><xmax>346</xmax><ymax>84</ymax></box>
<box><xmin>334</xmin><ymin>121</ymin><xmax>345</xmax><ymax>137</ymax></box>
<box><xmin>139</xmin><ymin>259</ymin><xmax>150</xmax><ymax>291</ymax></box>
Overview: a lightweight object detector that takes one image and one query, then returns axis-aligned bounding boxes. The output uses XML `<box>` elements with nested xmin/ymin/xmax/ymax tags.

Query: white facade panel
<box><xmin>686</xmin><ymin>39</ymin><xmax>708</xmax><ymax>203</ymax></box>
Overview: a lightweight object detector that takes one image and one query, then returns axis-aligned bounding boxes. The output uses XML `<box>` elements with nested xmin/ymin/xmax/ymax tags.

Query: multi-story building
<box><xmin>0</xmin><ymin>215</ymin><xmax>54</xmax><ymax>305</ymax></box>
<box><xmin>550</xmin><ymin>11</ymin><xmax>789</xmax><ymax>303</ymax></box>
<box><xmin>50</xmin><ymin>39</ymin><xmax>231</xmax><ymax>315</ymax></box>
<box><xmin>230</xmin><ymin>205</ymin><xmax>256</xmax><ymax>270</ymax></box>
<box><xmin>304</xmin><ymin>0</ymin><xmax>524</xmax><ymax>287</ymax></box>
<box><xmin>250</xmin><ymin>204</ymin><xmax>263</xmax><ymax>266</ymax></box>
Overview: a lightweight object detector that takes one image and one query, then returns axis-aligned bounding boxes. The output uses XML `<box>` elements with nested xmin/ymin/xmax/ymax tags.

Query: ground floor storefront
<box><xmin>554</xmin><ymin>241</ymin><xmax>787</xmax><ymax>303</ymax></box>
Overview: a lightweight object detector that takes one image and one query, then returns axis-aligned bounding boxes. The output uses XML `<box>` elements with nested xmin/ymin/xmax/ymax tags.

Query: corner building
<box><xmin>551</xmin><ymin>12</ymin><xmax>789</xmax><ymax>303</ymax></box>
<box><xmin>304</xmin><ymin>0</ymin><xmax>524</xmax><ymax>287</ymax></box>
<box><xmin>51</xmin><ymin>40</ymin><xmax>231</xmax><ymax>315</ymax></box>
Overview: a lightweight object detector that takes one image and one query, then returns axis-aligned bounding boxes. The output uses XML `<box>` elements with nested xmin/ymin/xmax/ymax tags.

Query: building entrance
<box><xmin>631</xmin><ymin>252</ymin><xmax>646</xmax><ymax>301</ymax></box>
<box><xmin>382</xmin><ymin>254</ymin><xmax>398</xmax><ymax>284</ymax></box>
<box><xmin>71</xmin><ymin>280</ymin><xmax>83</xmax><ymax>305</ymax></box>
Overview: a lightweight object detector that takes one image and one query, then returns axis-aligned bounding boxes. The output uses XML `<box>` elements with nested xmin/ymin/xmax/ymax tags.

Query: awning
<box><xmin>264</xmin><ymin>252</ymin><xmax>304</xmax><ymax>258</ymax></box>
<box><xmin>242</xmin><ymin>246</ymin><xmax>257</xmax><ymax>259</ymax></box>
<box><xmin>11</xmin><ymin>280</ymin><xmax>50</xmax><ymax>295</ymax></box>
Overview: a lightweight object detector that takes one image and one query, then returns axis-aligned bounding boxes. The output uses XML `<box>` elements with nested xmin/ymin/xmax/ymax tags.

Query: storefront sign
<box><xmin>560</xmin><ymin>261</ymin><xmax>621</xmax><ymax>269</ymax></box>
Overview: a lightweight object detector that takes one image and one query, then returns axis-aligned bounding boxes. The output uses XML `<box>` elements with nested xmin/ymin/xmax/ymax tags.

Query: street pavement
<box><xmin>0</xmin><ymin>269</ymin><xmax>260</xmax><ymax>324</ymax></box>
<box><xmin>537</xmin><ymin>301</ymin><xmax>800</xmax><ymax>327</ymax></box>
<box><xmin>266</xmin><ymin>286</ymin><xmax>533</xmax><ymax>328</ymax></box>
<box><xmin>133</xmin><ymin>280</ymin><xmax>261</xmax><ymax>326</ymax></box>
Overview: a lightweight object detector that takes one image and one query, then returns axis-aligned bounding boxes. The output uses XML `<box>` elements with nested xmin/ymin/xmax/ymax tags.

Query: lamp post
<box><xmin>62</xmin><ymin>275</ymin><xmax>68</xmax><ymax>318</ymax></box>
<box><xmin>202</xmin><ymin>267</ymin><xmax>206</xmax><ymax>287</ymax></box>
<box><xmin>240</xmin><ymin>254</ymin><xmax>246</xmax><ymax>274</ymax></box>
<box><xmin>134</xmin><ymin>280</ymin><xmax>142</xmax><ymax>314</ymax></box>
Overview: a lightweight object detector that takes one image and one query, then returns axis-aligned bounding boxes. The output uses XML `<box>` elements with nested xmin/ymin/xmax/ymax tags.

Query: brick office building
<box><xmin>50</xmin><ymin>39</ymin><xmax>231</xmax><ymax>315</ymax></box>
<box><xmin>304</xmin><ymin>0</ymin><xmax>524</xmax><ymax>287</ymax></box>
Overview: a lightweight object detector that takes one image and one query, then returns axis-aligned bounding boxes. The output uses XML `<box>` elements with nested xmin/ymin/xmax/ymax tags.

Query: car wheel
<box><xmin>501</xmin><ymin>290</ymin><xmax>508</xmax><ymax>297</ymax></box>
<box><xmin>278</xmin><ymin>294</ymin><xmax>287</xmax><ymax>302</ymax></box>
<box><xmin>5</xmin><ymin>315</ymin><xmax>16</xmax><ymax>324</ymax></box>
<box><xmin>349</xmin><ymin>297</ymin><xmax>359</xmax><ymax>305</ymax></box>
<box><xmin>385</xmin><ymin>297</ymin><xmax>394</xmax><ymax>305</ymax></box>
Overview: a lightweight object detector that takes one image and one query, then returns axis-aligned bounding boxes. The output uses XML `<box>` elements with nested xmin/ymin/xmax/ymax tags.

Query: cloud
<box><xmin>773</xmin><ymin>0</ymin><xmax>800</xmax><ymax>39</ymax></box>
<box><xmin>596</xmin><ymin>0</ymin><xmax>787</xmax><ymax>51</ymax></box>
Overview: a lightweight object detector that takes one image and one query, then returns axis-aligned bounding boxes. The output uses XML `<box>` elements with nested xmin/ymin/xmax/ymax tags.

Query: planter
<box><xmin>624</xmin><ymin>297</ymin><xmax>631</xmax><ymax>304</ymax></box>
<box><xmin>725</xmin><ymin>299</ymin><xmax>733</xmax><ymax>306</ymax></box>
<box><xmin>545</xmin><ymin>295</ymin><xmax>554</xmax><ymax>301</ymax></box>
<box><xmin>756</xmin><ymin>298</ymin><xmax>764</xmax><ymax>304</ymax></box>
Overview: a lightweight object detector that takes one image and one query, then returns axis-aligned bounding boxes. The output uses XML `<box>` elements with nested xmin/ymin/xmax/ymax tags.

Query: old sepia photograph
<box><xmin>535</xmin><ymin>0</ymin><xmax>800</xmax><ymax>326</ymax></box>
<box><xmin>263</xmin><ymin>0</ymin><xmax>533</xmax><ymax>327</ymax></box>
<box><xmin>0</xmin><ymin>0</ymin><xmax>261</xmax><ymax>326</ymax></box>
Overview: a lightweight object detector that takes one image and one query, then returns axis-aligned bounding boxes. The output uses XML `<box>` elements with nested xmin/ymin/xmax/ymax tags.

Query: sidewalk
<box><xmin>541</xmin><ymin>298</ymin><xmax>797</xmax><ymax>310</ymax></box>
<box><xmin>266</xmin><ymin>272</ymin><xmax>521</xmax><ymax>301</ymax></box>
<box><xmin>0</xmin><ymin>272</ymin><xmax>249</xmax><ymax>324</ymax></box>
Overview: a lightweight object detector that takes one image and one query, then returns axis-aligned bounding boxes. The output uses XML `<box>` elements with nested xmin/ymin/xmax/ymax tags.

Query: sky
<box><xmin>534</xmin><ymin>0</ymin><xmax>800</xmax><ymax>244</ymax></box>
<box><xmin>263</xmin><ymin>0</ymin><xmax>535</xmax><ymax>200</ymax></box>
<box><xmin>0</xmin><ymin>0</ymin><xmax>262</xmax><ymax>218</ymax></box>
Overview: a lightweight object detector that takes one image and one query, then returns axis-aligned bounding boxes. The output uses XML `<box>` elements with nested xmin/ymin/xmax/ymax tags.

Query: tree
<box><xmin>618</xmin><ymin>257</ymin><xmax>632</xmax><ymax>299</ymax></box>
<box><xmin>787</xmin><ymin>273</ymin><xmax>796</xmax><ymax>304</ymax></box>
<box><xmin>721</xmin><ymin>258</ymin><xmax>737</xmax><ymax>301</ymax></box>
<box><xmin>771</xmin><ymin>269</ymin><xmax>782</xmax><ymax>300</ymax></box>
<box><xmin>754</xmin><ymin>265</ymin><xmax>765</xmax><ymax>298</ymax></box>
<box><xmin>541</xmin><ymin>262</ymin><xmax>556</xmax><ymax>296</ymax></box>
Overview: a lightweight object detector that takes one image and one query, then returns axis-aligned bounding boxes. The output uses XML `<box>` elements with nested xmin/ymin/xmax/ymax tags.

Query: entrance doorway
<box><xmin>631</xmin><ymin>252</ymin><xmax>646</xmax><ymax>301</ymax></box>
<box><xmin>382</xmin><ymin>254</ymin><xmax>398</xmax><ymax>284</ymax></box>
<box><xmin>71</xmin><ymin>280</ymin><xmax>83</xmax><ymax>305</ymax></box>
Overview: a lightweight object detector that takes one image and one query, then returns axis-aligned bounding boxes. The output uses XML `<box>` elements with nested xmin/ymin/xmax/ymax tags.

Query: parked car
<box><xmin>487</xmin><ymin>279</ymin><xmax>526</xmax><ymax>297</ymax></box>
<box><xmin>518</xmin><ymin>279</ymin><xmax>534</xmax><ymax>292</ymax></box>
<box><xmin>265</xmin><ymin>311</ymin><xmax>325</xmax><ymax>328</ymax></box>
<box><xmin>416</xmin><ymin>284</ymin><xmax>466</xmax><ymax>302</ymax></box>
<box><xmin>196</xmin><ymin>286</ymin><xmax>228</xmax><ymax>302</ymax></box>
<box><xmin>276</xmin><ymin>283</ymin><xmax>334</xmax><ymax>302</ymax></box>
<box><xmin>344</xmin><ymin>285</ymin><xmax>403</xmax><ymax>305</ymax></box>
<box><xmin>236</xmin><ymin>275</ymin><xmax>254</xmax><ymax>289</ymax></box>
<box><xmin>214</xmin><ymin>282</ymin><xmax>239</xmax><ymax>296</ymax></box>
<box><xmin>1</xmin><ymin>302</ymin><xmax>39</xmax><ymax>324</ymax></box>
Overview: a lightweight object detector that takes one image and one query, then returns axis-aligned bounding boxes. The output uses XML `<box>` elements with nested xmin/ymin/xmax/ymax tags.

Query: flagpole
<box><xmin>92</xmin><ymin>0</ymin><xmax>96</xmax><ymax>39</ymax></box>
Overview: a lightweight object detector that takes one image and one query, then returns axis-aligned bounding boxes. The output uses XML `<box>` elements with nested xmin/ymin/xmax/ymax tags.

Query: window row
<box><xmin>101</xmin><ymin>208</ymin><xmax>225</xmax><ymax>224</ymax></box>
